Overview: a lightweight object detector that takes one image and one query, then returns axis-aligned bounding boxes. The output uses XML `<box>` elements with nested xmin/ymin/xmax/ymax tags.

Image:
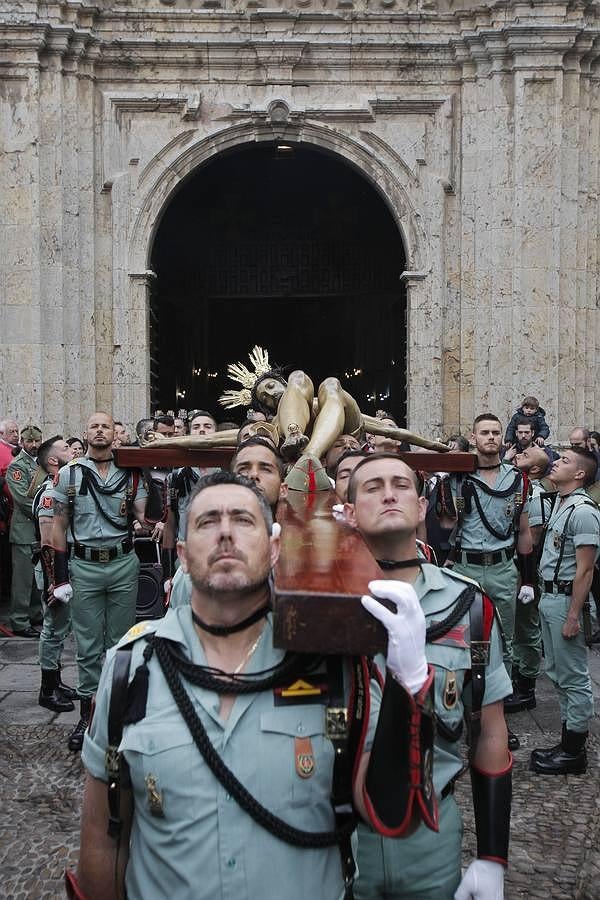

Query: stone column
<box><xmin>402</xmin><ymin>270</ymin><xmax>443</xmax><ymax>439</ymax></box>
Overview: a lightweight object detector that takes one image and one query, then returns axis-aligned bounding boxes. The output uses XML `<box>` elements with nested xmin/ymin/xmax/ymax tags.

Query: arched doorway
<box><xmin>150</xmin><ymin>141</ymin><xmax>407</xmax><ymax>423</ymax></box>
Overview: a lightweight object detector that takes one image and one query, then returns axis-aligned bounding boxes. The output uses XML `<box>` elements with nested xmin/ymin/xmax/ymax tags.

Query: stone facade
<box><xmin>1</xmin><ymin>0</ymin><xmax>599</xmax><ymax>440</ymax></box>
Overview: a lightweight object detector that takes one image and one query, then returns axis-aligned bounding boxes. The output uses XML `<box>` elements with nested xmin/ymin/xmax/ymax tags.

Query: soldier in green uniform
<box><xmin>504</xmin><ymin>444</ymin><xmax>550</xmax><ymax>713</ymax></box>
<box><xmin>7</xmin><ymin>425</ymin><xmax>43</xmax><ymax>636</ymax></box>
<box><xmin>530</xmin><ymin>446</ymin><xmax>600</xmax><ymax>775</ymax></box>
<box><xmin>73</xmin><ymin>472</ymin><xmax>440</xmax><ymax>900</ymax></box>
<box><xmin>51</xmin><ymin>412</ymin><xmax>148</xmax><ymax>751</ymax></box>
<box><xmin>346</xmin><ymin>454</ymin><xmax>513</xmax><ymax>900</ymax></box>
<box><xmin>437</xmin><ymin>415</ymin><xmax>533</xmax><ymax>750</ymax></box>
<box><xmin>33</xmin><ymin>435</ymin><xmax>77</xmax><ymax>712</ymax></box>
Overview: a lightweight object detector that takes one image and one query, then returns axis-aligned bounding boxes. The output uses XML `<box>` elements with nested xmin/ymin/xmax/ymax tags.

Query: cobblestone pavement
<box><xmin>1</xmin><ymin>632</ymin><xmax>599</xmax><ymax>899</ymax></box>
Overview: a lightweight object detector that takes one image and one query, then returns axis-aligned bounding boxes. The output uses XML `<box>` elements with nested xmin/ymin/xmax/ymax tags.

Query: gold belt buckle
<box><xmin>98</xmin><ymin>548</ymin><xmax>110</xmax><ymax>563</ymax></box>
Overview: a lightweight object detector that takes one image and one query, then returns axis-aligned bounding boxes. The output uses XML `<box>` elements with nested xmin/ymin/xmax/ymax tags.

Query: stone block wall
<box><xmin>0</xmin><ymin>0</ymin><xmax>599</xmax><ymax>442</ymax></box>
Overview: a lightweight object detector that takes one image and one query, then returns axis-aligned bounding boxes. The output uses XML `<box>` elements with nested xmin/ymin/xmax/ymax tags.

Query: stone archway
<box><xmin>147</xmin><ymin>140</ymin><xmax>409</xmax><ymax>421</ymax></box>
<box><xmin>122</xmin><ymin>122</ymin><xmax>435</xmax><ymax>429</ymax></box>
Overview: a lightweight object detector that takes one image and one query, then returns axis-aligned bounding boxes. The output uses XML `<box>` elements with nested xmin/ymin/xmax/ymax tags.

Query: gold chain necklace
<box><xmin>232</xmin><ymin>632</ymin><xmax>263</xmax><ymax>675</ymax></box>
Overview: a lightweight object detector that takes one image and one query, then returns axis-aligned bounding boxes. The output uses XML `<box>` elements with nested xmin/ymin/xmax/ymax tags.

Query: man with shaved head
<box><xmin>52</xmin><ymin>412</ymin><xmax>149</xmax><ymax>751</ymax></box>
<box><xmin>503</xmin><ymin>443</ymin><xmax>553</xmax><ymax>713</ymax></box>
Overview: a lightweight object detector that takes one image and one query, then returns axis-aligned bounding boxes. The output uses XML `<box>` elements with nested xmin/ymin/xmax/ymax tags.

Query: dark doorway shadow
<box><xmin>150</xmin><ymin>142</ymin><xmax>407</xmax><ymax>423</ymax></box>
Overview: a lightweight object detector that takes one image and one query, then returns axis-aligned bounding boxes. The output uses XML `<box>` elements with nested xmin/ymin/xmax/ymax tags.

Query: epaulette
<box><xmin>116</xmin><ymin>620</ymin><xmax>159</xmax><ymax>648</ymax></box>
<box><xmin>67</xmin><ymin>458</ymin><xmax>81</xmax><ymax>466</ymax></box>
<box><xmin>441</xmin><ymin>567</ymin><xmax>481</xmax><ymax>589</ymax></box>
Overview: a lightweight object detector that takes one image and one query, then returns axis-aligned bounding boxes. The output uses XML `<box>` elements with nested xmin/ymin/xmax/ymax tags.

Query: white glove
<box><xmin>52</xmin><ymin>583</ymin><xmax>73</xmax><ymax>604</ymax></box>
<box><xmin>518</xmin><ymin>585</ymin><xmax>535</xmax><ymax>605</ymax></box>
<box><xmin>361</xmin><ymin>579</ymin><xmax>428</xmax><ymax>694</ymax></box>
<box><xmin>454</xmin><ymin>860</ymin><xmax>504</xmax><ymax>900</ymax></box>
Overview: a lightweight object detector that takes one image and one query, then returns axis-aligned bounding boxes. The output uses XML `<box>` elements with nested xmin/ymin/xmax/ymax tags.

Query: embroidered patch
<box><xmin>42</xmin><ymin>496</ymin><xmax>53</xmax><ymax>509</ymax></box>
<box><xmin>11</xmin><ymin>470</ymin><xmax>22</xmax><ymax>482</ymax></box>
<box><xmin>124</xmin><ymin>622</ymin><xmax>150</xmax><ymax>641</ymax></box>
<box><xmin>295</xmin><ymin>737</ymin><xmax>315</xmax><ymax>779</ymax></box>
<box><xmin>431</xmin><ymin>622</ymin><xmax>470</xmax><ymax>649</ymax></box>
<box><xmin>274</xmin><ymin>678</ymin><xmax>329</xmax><ymax>706</ymax></box>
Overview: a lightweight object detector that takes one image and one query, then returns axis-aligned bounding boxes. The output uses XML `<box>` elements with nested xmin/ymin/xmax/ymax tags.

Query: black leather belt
<box><xmin>72</xmin><ymin>539</ymin><xmax>133</xmax><ymax>563</ymax></box>
<box><xmin>542</xmin><ymin>580</ymin><xmax>573</xmax><ymax>595</ymax></box>
<box><xmin>458</xmin><ymin>547</ymin><xmax>513</xmax><ymax>566</ymax></box>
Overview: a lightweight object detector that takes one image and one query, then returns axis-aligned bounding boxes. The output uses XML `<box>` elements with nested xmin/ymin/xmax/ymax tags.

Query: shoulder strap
<box><xmin>106</xmin><ymin>646</ymin><xmax>135</xmax><ymax>839</ymax></box>
<box><xmin>551</xmin><ymin>498</ymin><xmax>598</xmax><ymax>583</ymax></box>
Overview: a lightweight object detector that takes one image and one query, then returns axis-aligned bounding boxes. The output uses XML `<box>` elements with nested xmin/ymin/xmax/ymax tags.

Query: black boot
<box><xmin>68</xmin><ymin>697</ymin><xmax>92</xmax><ymax>753</ymax></box>
<box><xmin>39</xmin><ymin>669</ymin><xmax>75</xmax><ymax>713</ymax></box>
<box><xmin>504</xmin><ymin>673</ymin><xmax>537</xmax><ymax>714</ymax></box>
<box><xmin>56</xmin><ymin>665</ymin><xmax>77</xmax><ymax>701</ymax></box>
<box><xmin>530</xmin><ymin>728</ymin><xmax>588</xmax><ymax>775</ymax></box>
<box><xmin>531</xmin><ymin>723</ymin><xmax>567</xmax><ymax>763</ymax></box>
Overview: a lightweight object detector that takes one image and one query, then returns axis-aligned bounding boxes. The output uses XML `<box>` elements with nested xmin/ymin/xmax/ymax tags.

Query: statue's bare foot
<box><xmin>280</xmin><ymin>424</ymin><xmax>309</xmax><ymax>461</ymax></box>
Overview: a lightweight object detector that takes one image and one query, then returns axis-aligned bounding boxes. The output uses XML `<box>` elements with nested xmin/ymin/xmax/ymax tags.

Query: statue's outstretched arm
<box><xmin>138</xmin><ymin>429</ymin><xmax>239</xmax><ymax>449</ymax></box>
<box><xmin>361</xmin><ymin>415</ymin><xmax>449</xmax><ymax>453</ymax></box>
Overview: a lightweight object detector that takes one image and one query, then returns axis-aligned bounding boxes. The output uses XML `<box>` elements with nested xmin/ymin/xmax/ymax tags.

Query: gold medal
<box><xmin>443</xmin><ymin>671</ymin><xmax>458</xmax><ymax>710</ymax></box>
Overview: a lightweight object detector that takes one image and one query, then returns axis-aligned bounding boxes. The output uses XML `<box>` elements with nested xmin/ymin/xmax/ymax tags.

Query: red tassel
<box><xmin>307</xmin><ymin>458</ymin><xmax>316</xmax><ymax>493</ymax></box>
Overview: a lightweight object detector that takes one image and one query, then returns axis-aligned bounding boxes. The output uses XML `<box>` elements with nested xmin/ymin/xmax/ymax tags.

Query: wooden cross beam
<box><xmin>113</xmin><ymin>447</ymin><xmax>476</xmax><ymax>474</ymax></box>
<box><xmin>114</xmin><ymin>447</ymin><xmax>476</xmax><ymax>655</ymax></box>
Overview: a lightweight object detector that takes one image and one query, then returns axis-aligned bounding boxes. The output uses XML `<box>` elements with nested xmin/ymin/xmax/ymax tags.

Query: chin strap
<box><xmin>470</xmin><ymin>754</ymin><xmax>513</xmax><ymax>866</ymax></box>
<box><xmin>363</xmin><ymin>666</ymin><xmax>438</xmax><ymax>837</ymax></box>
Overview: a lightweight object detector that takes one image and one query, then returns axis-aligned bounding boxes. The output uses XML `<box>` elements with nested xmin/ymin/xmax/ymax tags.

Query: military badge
<box><xmin>274</xmin><ymin>677</ymin><xmax>328</xmax><ymax>707</ymax></box>
<box><xmin>11</xmin><ymin>470</ymin><xmax>22</xmax><ymax>482</ymax></box>
<box><xmin>124</xmin><ymin>622</ymin><xmax>149</xmax><ymax>640</ymax></box>
<box><xmin>295</xmin><ymin>737</ymin><xmax>315</xmax><ymax>779</ymax></box>
<box><xmin>119</xmin><ymin>500</ymin><xmax>127</xmax><ymax>517</ymax></box>
<box><xmin>145</xmin><ymin>774</ymin><xmax>165</xmax><ymax>817</ymax></box>
<box><xmin>42</xmin><ymin>496</ymin><xmax>53</xmax><ymax>509</ymax></box>
<box><xmin>443</xmin><ymin>671</ymin><xmax>458</xmax><ymax>710</ymax></box>
<box><xmin>553</xmin><ymin>532</ymin><xmax>561</xmax><ymax>550</ymax></box>
<box><xmin>505</xmin><ymin>503</ymin><xmax>513</xmax><ymax>517</ymax></box>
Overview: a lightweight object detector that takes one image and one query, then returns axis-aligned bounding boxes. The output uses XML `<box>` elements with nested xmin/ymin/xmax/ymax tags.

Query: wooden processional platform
<box><xmin>114</xmin><ymin>447</ymin><xmax>476</xmax><ymax>655</ymax></box>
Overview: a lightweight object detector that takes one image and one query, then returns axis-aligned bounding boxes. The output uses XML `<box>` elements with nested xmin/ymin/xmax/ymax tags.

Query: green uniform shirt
<box><xmin>538</xmin><ymin>488</ymin><xmax>600</xmax><ymax>582</ymax></box>
<box><xmin>83</xmin><ymin>607</ymin><xmax>381</xmax><ymax>900</ymax></box>
<box><xmin>52</xmin><ymin>458</ymin><xmax>147</xmax><ymax>548</ymax></box>
<box><xmin>448</xmin><ymin>462</ymin><xmax>524</xmax><ymax>552</ymax></box>
<box><xmin>6</xmin><ymin>449</ymin><xmax>38</xmax><ymax>544</ymax></box>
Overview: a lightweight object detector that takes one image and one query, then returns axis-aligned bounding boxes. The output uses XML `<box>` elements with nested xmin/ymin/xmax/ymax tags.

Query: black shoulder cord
<box><xmin>466</xmin><ymin>470</ymin><xmax>524</xmax><ymax>542</ymax></box>
<box><xmin>153</xmin><ymin>637</ymin><xmax>352</xmax><ymax>850</ymax></box>
<box><xmin>68</xmin><ymin>464</ymin><xmax>133</xmax><ymax>542</ymax></box>
<box><xmin>547</xmin><ymin>498</ymin><xmax>598</xmax><ymax>585</ymax></box>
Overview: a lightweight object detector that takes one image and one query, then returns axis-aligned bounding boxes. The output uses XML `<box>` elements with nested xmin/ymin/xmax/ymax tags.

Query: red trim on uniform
<box><xmin>471</xmin><ymin>751</ymin><xmax>513</xmax><ymax>778</ymax></box>
<box><xmin>479</xmin><ymin>855</ymin><xmax>509</xmax><ymax>868</ymax></box>
<box><xmin>351</xmin><ymin>657</ymin><xmax>371</xmax><ymax>786</ymax></box>
<box><xmin>65</xmin><ymin>870</ymin><xmax>89</xmax><ymax>900</ymax></box>
<box><xmin>361</xmin><ymin>783</ymin><xmax>415</xmax><ymax>838</ymax></box>
<box><xmin>482</xmin><ymin>593</ymin><xmax>495</xmax><ymax>641</ymax></box>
